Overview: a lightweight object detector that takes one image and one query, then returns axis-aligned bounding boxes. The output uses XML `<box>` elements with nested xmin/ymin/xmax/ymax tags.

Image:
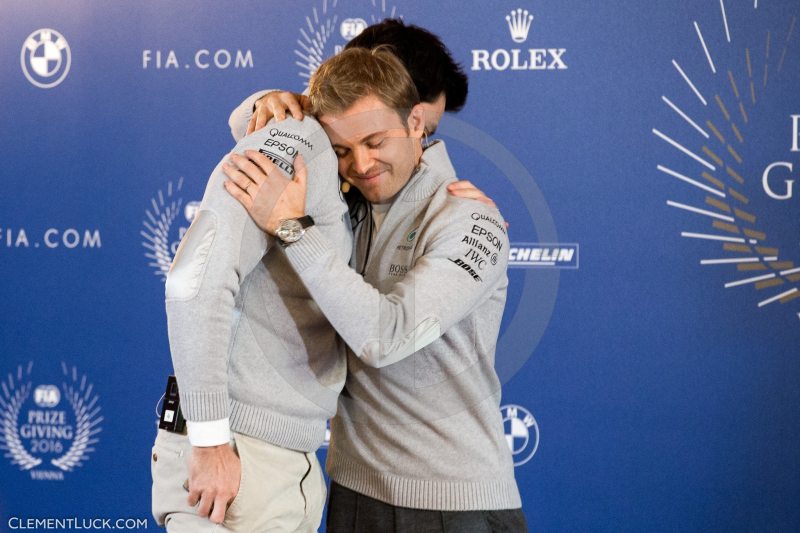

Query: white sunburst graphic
<box><xmin>294</xmin><ymin>0</ymin><xmax>401</xmax><ymax>85</ymax></box>
<box><xmin>141</xmin><ymin>177</ymin><xmax>200</xmax><ymax>281</ymax></box>
<box><xmin>652</xmin><ymin>1</ymin><xmax>800</xmax><ymax>320</ymax></box>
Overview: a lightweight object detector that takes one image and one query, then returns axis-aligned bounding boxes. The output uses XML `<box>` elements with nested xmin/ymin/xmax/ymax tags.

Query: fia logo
<box><xmin>506</xmin><ymin>8</ymin><xmax>534</xmax><ymax>43</ymax></box>
<box><xmin>141</xmin><ymin>177</ymin><xmax>201</xmax><ymax>281</ymax></box>
<box><xmin>501</xmin><ymin>404</ymin><xmax>539</xmax><ymax>466</ymax></box>
<box><xmin>294</xmin><ymin>0</ymin><xmax>400</xmax><ymax>85</ymax></box>
<box><xmin>0</xmin><ymin>362</ymin><xmax>103</xmax><ymax>481</ymax></box>
<box><xmin>20</xmin><ymin>29</ymin><xmax>71</xmax><ymax>89</ymax></box>
<box><xmin>340</xmin><ymin>18</ymin><xmax>368</xmax><ymax>41</ymax></box>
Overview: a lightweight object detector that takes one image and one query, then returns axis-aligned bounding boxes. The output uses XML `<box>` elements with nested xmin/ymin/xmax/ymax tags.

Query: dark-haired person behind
<box><xmin>229</xmin><ymin>18</ymin><xmax>468</xmax><ymax>139</ymax></box>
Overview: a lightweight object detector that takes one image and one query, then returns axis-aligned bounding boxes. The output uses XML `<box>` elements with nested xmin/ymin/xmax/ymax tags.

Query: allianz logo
<box><xmin>471</xmin><ymin>8</ymin><xmax>567</xmax><ymax>72</ymax></box>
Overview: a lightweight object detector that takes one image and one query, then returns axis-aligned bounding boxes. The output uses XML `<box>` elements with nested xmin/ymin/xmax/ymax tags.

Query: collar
<box><xmin>398</xmin><ymin>140</ymin><xmax>457</xmax><ymax>202</ymax></box>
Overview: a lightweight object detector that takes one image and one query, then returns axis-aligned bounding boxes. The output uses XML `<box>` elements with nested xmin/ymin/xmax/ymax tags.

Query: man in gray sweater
<box><xmin>155</xmin><ymin>20</ymin><xmax>497</xmax><ymax>533</ymax></box>
<box><xmin>152</xmin><ymin>117</ymin><xmax>351</xmax><ymax>532</ymax></box>
<box><xmin>224</xmin><ymin>47</ymin><xmax>526</xmax><ymax>532</ymax></box>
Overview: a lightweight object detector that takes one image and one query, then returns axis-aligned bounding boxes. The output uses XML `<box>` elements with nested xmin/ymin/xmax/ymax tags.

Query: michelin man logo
<box><xmin>21</xmin><ymin>29</ymin><xmax>71</xmax><ymax>89</ymax></box>
<box><xmin>501</xmin><ymin>404</ymin><xmax>539</xmax><ymax>466</ymax></box>
<box><xmin>294</xmin><ymin>0</ymin><xmax>400</xmax><ymax>85</ymax></box>
<box><xmin>141</xmin><ymin>177</ymin><xmax>201</xmax><ymax>281</ymax></box>
<box><xmin>0</xmin><ymin>362</ymin><xmax>103</xmax><ymax>481</ymax></box>
<box><xmin>506</xmin><ymin>8</ymin><xmax>534</xmax><ymax>43</ymax></box>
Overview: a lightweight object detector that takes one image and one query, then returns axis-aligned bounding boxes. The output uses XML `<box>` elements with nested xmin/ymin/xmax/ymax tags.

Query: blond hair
<box><xmin>309</xmin><ymin>46</ymin><xmax>420</xmax><ymax>120</ymax></box>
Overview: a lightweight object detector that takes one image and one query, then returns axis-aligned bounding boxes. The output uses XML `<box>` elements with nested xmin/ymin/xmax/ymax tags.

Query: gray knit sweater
<box><xmin>165</xmin><ymin>117</ymin><xmax>351</xmax><ymax>452</ymax></box>
<box><xmin>284</xmin><ymin>141</ymin><xmax>522</xmax><ymax>510</ymax></box>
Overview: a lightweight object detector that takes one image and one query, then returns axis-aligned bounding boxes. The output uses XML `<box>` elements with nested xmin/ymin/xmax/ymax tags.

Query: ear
<box><xmin>406</xmin><ymin>103</ymin><xmax>426</xmax><ymax>139</ymax></box>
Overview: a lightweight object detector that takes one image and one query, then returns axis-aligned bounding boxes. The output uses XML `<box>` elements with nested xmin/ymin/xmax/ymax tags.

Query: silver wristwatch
<box><xmin>276</xmin><ymin>215</ymin><xmax>315</xmax><ymax>246</ymax></box>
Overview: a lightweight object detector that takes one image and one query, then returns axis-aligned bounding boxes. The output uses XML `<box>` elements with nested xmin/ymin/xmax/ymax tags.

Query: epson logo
<box><xmin>508</xmin><ymin>243</ymin><xmax>579</xmax><ymax>269</ymax></box>
<box><xmin>471</xmin><ymin>8</ymin><xmax>567</xmax><ymax>72</ymax></box>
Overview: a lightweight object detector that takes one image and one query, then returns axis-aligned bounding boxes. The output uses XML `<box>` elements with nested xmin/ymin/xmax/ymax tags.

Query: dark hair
<box><xmin>345</xmin><ymin>19</ymin><xmax>468</xmax><ymax>112</ymax></box>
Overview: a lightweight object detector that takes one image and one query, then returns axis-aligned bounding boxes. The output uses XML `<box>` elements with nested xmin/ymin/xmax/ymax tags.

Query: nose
<box><xmin>351</xmin><ymin>145</ymin><xmax>374</xmax><ymax>176</ymax></box>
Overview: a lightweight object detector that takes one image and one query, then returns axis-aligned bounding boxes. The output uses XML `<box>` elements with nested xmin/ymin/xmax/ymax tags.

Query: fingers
<box><xmin>446</xmin><ymin>180</ymin><xmax>475</xmax><ymax>191</ymax></box>
<box><xmin>246</xmin><ymin>114</ymin><xmax>257</xmax><ymax>136</ymax></box>
<box><xmin>224</xmin><ymin>180</ymin><xmax>253</xmax><ymax>209</ymax></box>
<box><xmin>264</xmin><ymin>91</ymin><xmax>306</xmax><ymax>122</ymax></box>
<box><xmin>192</xmin><ymin>488</ymin><xmax>213</xmax><ymax>518</ymax></box>
<box><xmin>226</xmin><ymin>152</ymin><xmax>273</xmax><ymax>186</ymax></box>
<box><xmin>209</xmin><ymin>494</ymin><xmax>229</xmax><ymax>524</ymax></box>
<box><xmin>284</xmin><ymin>94</ymin><xmax>304</xmax><ymax>121</ymax></box>
<box><xmin>242</xmin><ymin>150</ymin><xmax>281</xmax><ymax>182</ymax></box>
<box><xmin>222</xmin><ymin>160</ymin><xmax>259</xmax><ymax>197</ymax></box>
<box><xmin>268</xmin><ymin>97</ymin><xmax>286</xmax><ymax>122</ymax></box>
<box><xmin>447</xmin><ymin>180</ymin><xmax>497</xmax><ymax>208</ymax></box>
<box><xmin>254</xmin><ymin>104</ymin><xmax>273</xmax><ymax>132</ymax></box>
<box><xmin>252</xmin><ymin>92</ymin><xmax>277</xmax><ymax>132</ymax></box>
<box><xmin>299</xmin><ymin>94</ymin><xmax>312</xmax><ymax>113</ymax></box>
<box><xmin>187</xmin><ymin>485</ymin><xmax>201</xmax><ymax>508</ymax></box>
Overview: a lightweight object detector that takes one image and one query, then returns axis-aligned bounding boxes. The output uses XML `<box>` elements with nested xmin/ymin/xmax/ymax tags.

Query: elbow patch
<box><xmin>165</xmin><ymin>210</ymin><xmax>217</xmax><ymax>300</ymax></box>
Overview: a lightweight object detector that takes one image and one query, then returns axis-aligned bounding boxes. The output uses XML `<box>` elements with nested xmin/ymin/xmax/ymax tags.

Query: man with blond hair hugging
<box><xmin>224</xmin><ymin>47</ymin><xmax>527</xmax><ymax>532</ymax></box>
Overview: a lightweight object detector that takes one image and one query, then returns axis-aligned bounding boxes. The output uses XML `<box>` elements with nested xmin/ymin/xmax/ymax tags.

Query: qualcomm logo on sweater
<box><xmin>501</xmin><ymin>404</ymin><xmax>539</xmax><ymax>466</ymax></box>
<box><xmin>0</xmin><ymin>362</ymin><xmax>103</xmax><ymax>481</ymax></box>
<box><xmin>471</xmin><ymin>8</ymin><xmax>567</xmax><ymax>72</ymax></box>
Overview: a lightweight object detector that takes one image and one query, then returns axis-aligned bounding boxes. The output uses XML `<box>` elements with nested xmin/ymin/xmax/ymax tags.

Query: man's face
<box><xmin>420</xmin><ymin>92</ymin><xmax>446</xmax><ymax>135</ymax></box>
<box><xmin>320</xmin><ymin>94</ymin><xmax>424</xmax><ymax>203</ymax></box>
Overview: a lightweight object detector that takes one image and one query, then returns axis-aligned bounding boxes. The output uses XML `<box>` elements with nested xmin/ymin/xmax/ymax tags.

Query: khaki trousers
<box><xmin>151</xmin><ymin>429</ymin><xmax>325</xmax><ymax>532</ymax></box>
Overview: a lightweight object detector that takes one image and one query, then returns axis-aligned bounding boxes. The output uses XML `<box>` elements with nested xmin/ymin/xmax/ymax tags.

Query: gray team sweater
<box><xmin>165</xmin><ymin>117</ymin><xmax>351</xmax><ymax>452</ymax></box>
<box><xmin>283</xmin><ymin>141</ymin><xmax>522</xmax><ymax>510</ymax></box>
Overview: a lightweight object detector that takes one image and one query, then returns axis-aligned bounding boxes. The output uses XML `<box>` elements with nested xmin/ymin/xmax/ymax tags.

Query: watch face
<box><xmin>277</xmin><ymin>219</ymin><xmax>303</xmax><ymax>243</ymax></box>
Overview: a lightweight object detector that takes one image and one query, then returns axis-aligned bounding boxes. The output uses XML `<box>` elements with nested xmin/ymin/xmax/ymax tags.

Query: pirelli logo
<box><xmin>508</xmin><ymin>243</ymin><xmax>579</xmax><ymax>269</ymax></box>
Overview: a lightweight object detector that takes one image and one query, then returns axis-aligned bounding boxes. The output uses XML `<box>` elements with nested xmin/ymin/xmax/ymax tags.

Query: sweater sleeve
<box><xmin>166</xmin><ymin>117</ymin><xmax>336</xmax><ymax>432</ymax></box>
<box><xmin>164</xmin><ymin>151</ymin><xmax>270</xmax><ymax>428</ymax></box>
<box><xmin>283</xmin><ymin>202</ymin><xmax>509</xmax><ymax>368</ymax></box>
<box><xmin>228</xmin><ymin>87</ymin><xmax>312</xmax><ymax>142</ymax></box>
<box><xmin>228</xmin><ymin>90</ymin><xmax>273</xmax><ymax>142</ymax></box>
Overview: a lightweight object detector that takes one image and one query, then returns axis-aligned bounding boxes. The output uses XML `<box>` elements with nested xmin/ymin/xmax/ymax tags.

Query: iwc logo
<box><xmin>501</xmin><ymin>404</ymin><xmax>539</xmax><ymax>466</ymax></box>
<box><xmin>141</xmin><ymin>178</ymin><xmax>201</xmax><ymax>281</ymax></box>
<box><xmin>652</xmin><ymin>2</ymin><xmax>800</xmax><ymax>319</ymax></box>
<box><xmin>20</xmin><ymin>29</ymin><xmax>71</xmax><ymax>89</ymax></box>
<box><xmin>294</xmin><ymin>0</ymin><xmax>401</xmax><ymax>84</ymax></box>
<box><xmin>0</xmin><ymin>362</ymin><xmax>102</xmax><ymax>481</ymax></box>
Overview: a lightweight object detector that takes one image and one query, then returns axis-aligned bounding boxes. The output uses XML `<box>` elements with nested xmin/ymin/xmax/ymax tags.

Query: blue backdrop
<box><xmin>1</xmin><ymin>1</ymin><xmax>799</xmax><ymax>531</ymax></box>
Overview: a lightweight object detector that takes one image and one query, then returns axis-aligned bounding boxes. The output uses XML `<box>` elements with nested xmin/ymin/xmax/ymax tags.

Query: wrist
<box><xmin>275</xmin><ymin>215</ymin><xmax>314</xmax><ymax>245</ymax></box>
